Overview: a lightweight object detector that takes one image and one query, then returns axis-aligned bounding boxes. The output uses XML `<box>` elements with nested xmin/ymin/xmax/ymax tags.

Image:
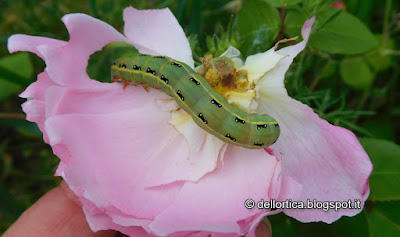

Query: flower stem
<box><xmin>0</xmin><ymin>113</ymin><xmax>26</xmax><ymax>120</ymax></box>
<box><xmin>294</xmin><ymin>51</ymin><xmax>306</xmax><ymax>93</ymax></box>
<box><xmin>357</xmin><ymin>0</ymin><xmax>392</xmax><ymax>111</ymax></box>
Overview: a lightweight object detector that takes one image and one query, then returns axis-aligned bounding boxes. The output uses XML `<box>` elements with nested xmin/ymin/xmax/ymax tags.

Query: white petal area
<box><xmin>170</xmin><ymin>109</ymin><xmax>225</xmax><ymax>159</ymax></box>
<box><xmin>226</xmin><ymin>90</ymin><xmax>257</xmax><ymax>113</ymax></box>
<box><xmin>241</xmin><ymin>48</ymin><xmax>286</xmax><ymax>85</ymax></box>
<box><xmin>123</xmin><ymin>7</ymin><xmax>194</xmax><ymax>68</ymax></box>
<box><xmin>220</xmin><ymin>46</ymin><xmax>241</xmax><ymax>58</ymax></box>
<box><xmin>257</xmin><ymin>17</ymin><xmax>315</xmax><ymax>97</ymax></box>
<box><xmin>220</xmin><ymin>46</ymin><xmax>244</xmax><ymax>68</ymax></box>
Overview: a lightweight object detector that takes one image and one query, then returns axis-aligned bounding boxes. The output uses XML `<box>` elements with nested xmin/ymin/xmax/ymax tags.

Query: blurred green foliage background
<box><xmin>0</xmin><ymin>0</ymin><xmax>399</xmax><ymax>236</ymax></box>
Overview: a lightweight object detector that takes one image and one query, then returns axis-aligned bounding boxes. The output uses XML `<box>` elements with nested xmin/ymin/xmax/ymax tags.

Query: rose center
<box><xmin>196</xmin><ymin>55</ymin><xmax>256</xmax><ymax>113</ymax></box>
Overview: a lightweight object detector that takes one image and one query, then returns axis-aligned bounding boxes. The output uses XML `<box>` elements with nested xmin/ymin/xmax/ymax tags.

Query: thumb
<box><xmin>3</xmin><ymin>181</ymin><xmax>117</xmax><ymax>237</ymax></box>
<box><xmin>255</xmin><ymin>220</ymin><xmax>272</xmax><ymax>237</ymax></box>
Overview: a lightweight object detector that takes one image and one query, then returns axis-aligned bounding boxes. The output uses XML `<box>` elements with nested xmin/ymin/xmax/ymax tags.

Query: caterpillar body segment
<box><xmin>111</xmin><ymin>55</ymin><xmax>280</xmax><ymax>149</ymax></box>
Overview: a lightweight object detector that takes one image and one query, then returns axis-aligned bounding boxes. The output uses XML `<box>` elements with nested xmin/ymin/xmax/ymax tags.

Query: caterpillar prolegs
<box><xmin>111</xmin><ymin>55</ymin><xmax>280</xmax><ymax>149</ymax></box>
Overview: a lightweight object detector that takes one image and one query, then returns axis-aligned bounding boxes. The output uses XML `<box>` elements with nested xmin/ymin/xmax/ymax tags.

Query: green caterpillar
<box><xmin>111</xmin><ymin>55</ymin><xmax>280</xmax><ymax>149</ymax></box>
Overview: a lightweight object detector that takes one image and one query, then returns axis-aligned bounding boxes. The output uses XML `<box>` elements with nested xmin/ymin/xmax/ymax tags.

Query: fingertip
<box><xmin>255</xmin><ymin>220</ymin><xmax>272</xmax><ymax>237</ymax></box>
<box><xmin>3</xmin><ymin>181</ymin><xmax>118</xmax><ymax>237</ymax></box>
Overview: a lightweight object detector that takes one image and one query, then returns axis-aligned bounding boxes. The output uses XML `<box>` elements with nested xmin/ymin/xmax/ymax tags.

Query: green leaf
<box><xmin>291</xmin><ymin>211</ymin><xmax>370</xmax><ymax>237</ymax></box>
<box><xmin>104</xmin><ymin>42</ymin><xmax>139</xmax><ymax>58</ymax></box>
<box><xmin>314</xmin><ymin>3</ymin><xmax>341</xmax><ymax>27</ymax></box>
<box><xmin>345</xmin><ymin>0</ymin><xmax>375</xmax><ymax>23</ymax></box>
<box><xmin>302</xmin><ymin>0</ymin><xmax>330</xmax><ymax>11</ymax></box>
<box><xmin>0</xmin><ymin>73</ymin><xmax>21</xmax><ymax>101</ymax></box>
<box><xmin>235</xmin><ymin>0</ymin><xmax>281</xmax><ymax>57</ymax></box>
<box><xmin>268</xmin><ymin>213</ymin><xmax>296</xmax><ymax>236</ymax></box>
<box><xmin>0</xmin><ymin>53</ymin><xmax>33</xmax><ymax>100</ymax></box>
<box><xmin>284</xmin><ymin>4</ymin><xmax>340</xmax><ymax>40</ymax></box>
<box><xmin>369</xmin><ymin>201</ymin><xmax>400</xmax><ymax>236</ymax></box>
<box><xmin>359</xmin><ymin>138</ymin><xmax>400</xmax><ymax>201</ymax></box>
<box><xmin>285</xmin><ymin>3</ymin><xmax>341</xmax><ymax>38</ymax></box>
<box><xmin>284</xmin><ymin>7</ymin><xmax>308</xmax><ymax>38</ymax></box>
<box><xmin>265</xmin><ymin>0</ymin><xmax>302</xmax><ymax>7</ymax></box>
<box><xmin>309</xmin><ymin>10</ymin><xmax>378</xmax><ymax>54</ymax></box>
<box><xmin>362</xmin><ymin>121</ymin><xmax>395</xmax><ymax>141</ymax></box>
<box><xmin>269</xmin><ymin>211</ymin><xmax>370</xmax><ymax>237</ymax></box>
<box><xmin>319</xmin><ymin>60</ymin><xmax>337</xmax><ymax>79</ymax></box>
<box><xmin>0</xmin><ymin>119</ymin><xmax>42</xmax><ymax>137</ymax></box>
<box><xmin>392</xmin><ymin>107</ymin><xmax>400</xmax><ymax>116</ymax></box>
<box><xmin>0</xmin><ymin>182</ymin><xmax>25</xmax><ymax>218</ymax></box>
<box><xmin>365</xmin><ymin>34</ymin><xmax>396</xmax><ymax>72</ymax></box>
<box><xmin>340</xmin><ymin>57</ymin><xmax>374</xmax><ymax>90</ymax></box>
<box><xmin>87</xmin><ymin>42</ymin><xmax>138</xmax><ymax>83</ymax></box>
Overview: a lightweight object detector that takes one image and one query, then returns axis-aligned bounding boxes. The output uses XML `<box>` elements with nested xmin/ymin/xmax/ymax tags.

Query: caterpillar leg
<box><xmin>112</xmin><ymin>76</ymin><xmax>121</xmax><ymax>82</ymax></box>
<box><xmin>123</xmin><ymin>80</ymin><xmax>131</xmax><ymax>89</ymax></box>
<box><xmin>142</xmin><ymin>86</ymin><xmax>161</xmax><ymax>92</ymax></box>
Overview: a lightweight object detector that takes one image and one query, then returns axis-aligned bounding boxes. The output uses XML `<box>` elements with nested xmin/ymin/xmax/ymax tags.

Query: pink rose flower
<box><xmin>8</xmin><ymin>6</ymin><xmax>372</xmax><ymax>237</ymax></box>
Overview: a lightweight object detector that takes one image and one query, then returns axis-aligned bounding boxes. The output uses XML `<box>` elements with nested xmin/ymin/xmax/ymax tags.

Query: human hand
<box><xmin>3</xmin><ymin>181</ymin><xmax>118</xmax><ymax>237</ymax></box>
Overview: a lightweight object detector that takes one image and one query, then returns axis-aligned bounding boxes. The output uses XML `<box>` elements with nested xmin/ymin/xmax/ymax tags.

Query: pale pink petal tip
<box><xmin>301</xmin><ymin>16</ymin><xmax>315</xmax><ymax>40</ymax></box>
<box><xmin>7</xmin><ymin>34</ymin><xmax>66</xmax><ymax>59</ymax></box>
<box><xmin>123</xmin><ymin>7</ymin><xmax>194</xmax><ymax>68</ymax></box>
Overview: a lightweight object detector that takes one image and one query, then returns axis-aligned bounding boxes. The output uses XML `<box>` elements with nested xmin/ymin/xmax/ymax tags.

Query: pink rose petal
<box><xmin>123</xmin><ymin>7</ymin><xmax>194</xmax><ymax>68</ymax></box>
<box><xmin>39</xmin><ymin>13</ymin><xmax>129</xmax><ymax>87</ymax></box>
<box><xmin>257</xmin><ymin>17</ymin><xmax>373</xmax><ymax>223</ymax></box>
<box><xmin>149</xmin><ymin>146</ymin><xmax>281</xmax><ymax>235</ymax></box>
<box><xmin>19</xmin><ymin>72</ymin><xmax>57</xmax><ymax>143</ymax></box>
<box><xmin>7</xmin><ymin>34</ymin><xmax>66</xmax><ymax>59</ymax></box>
